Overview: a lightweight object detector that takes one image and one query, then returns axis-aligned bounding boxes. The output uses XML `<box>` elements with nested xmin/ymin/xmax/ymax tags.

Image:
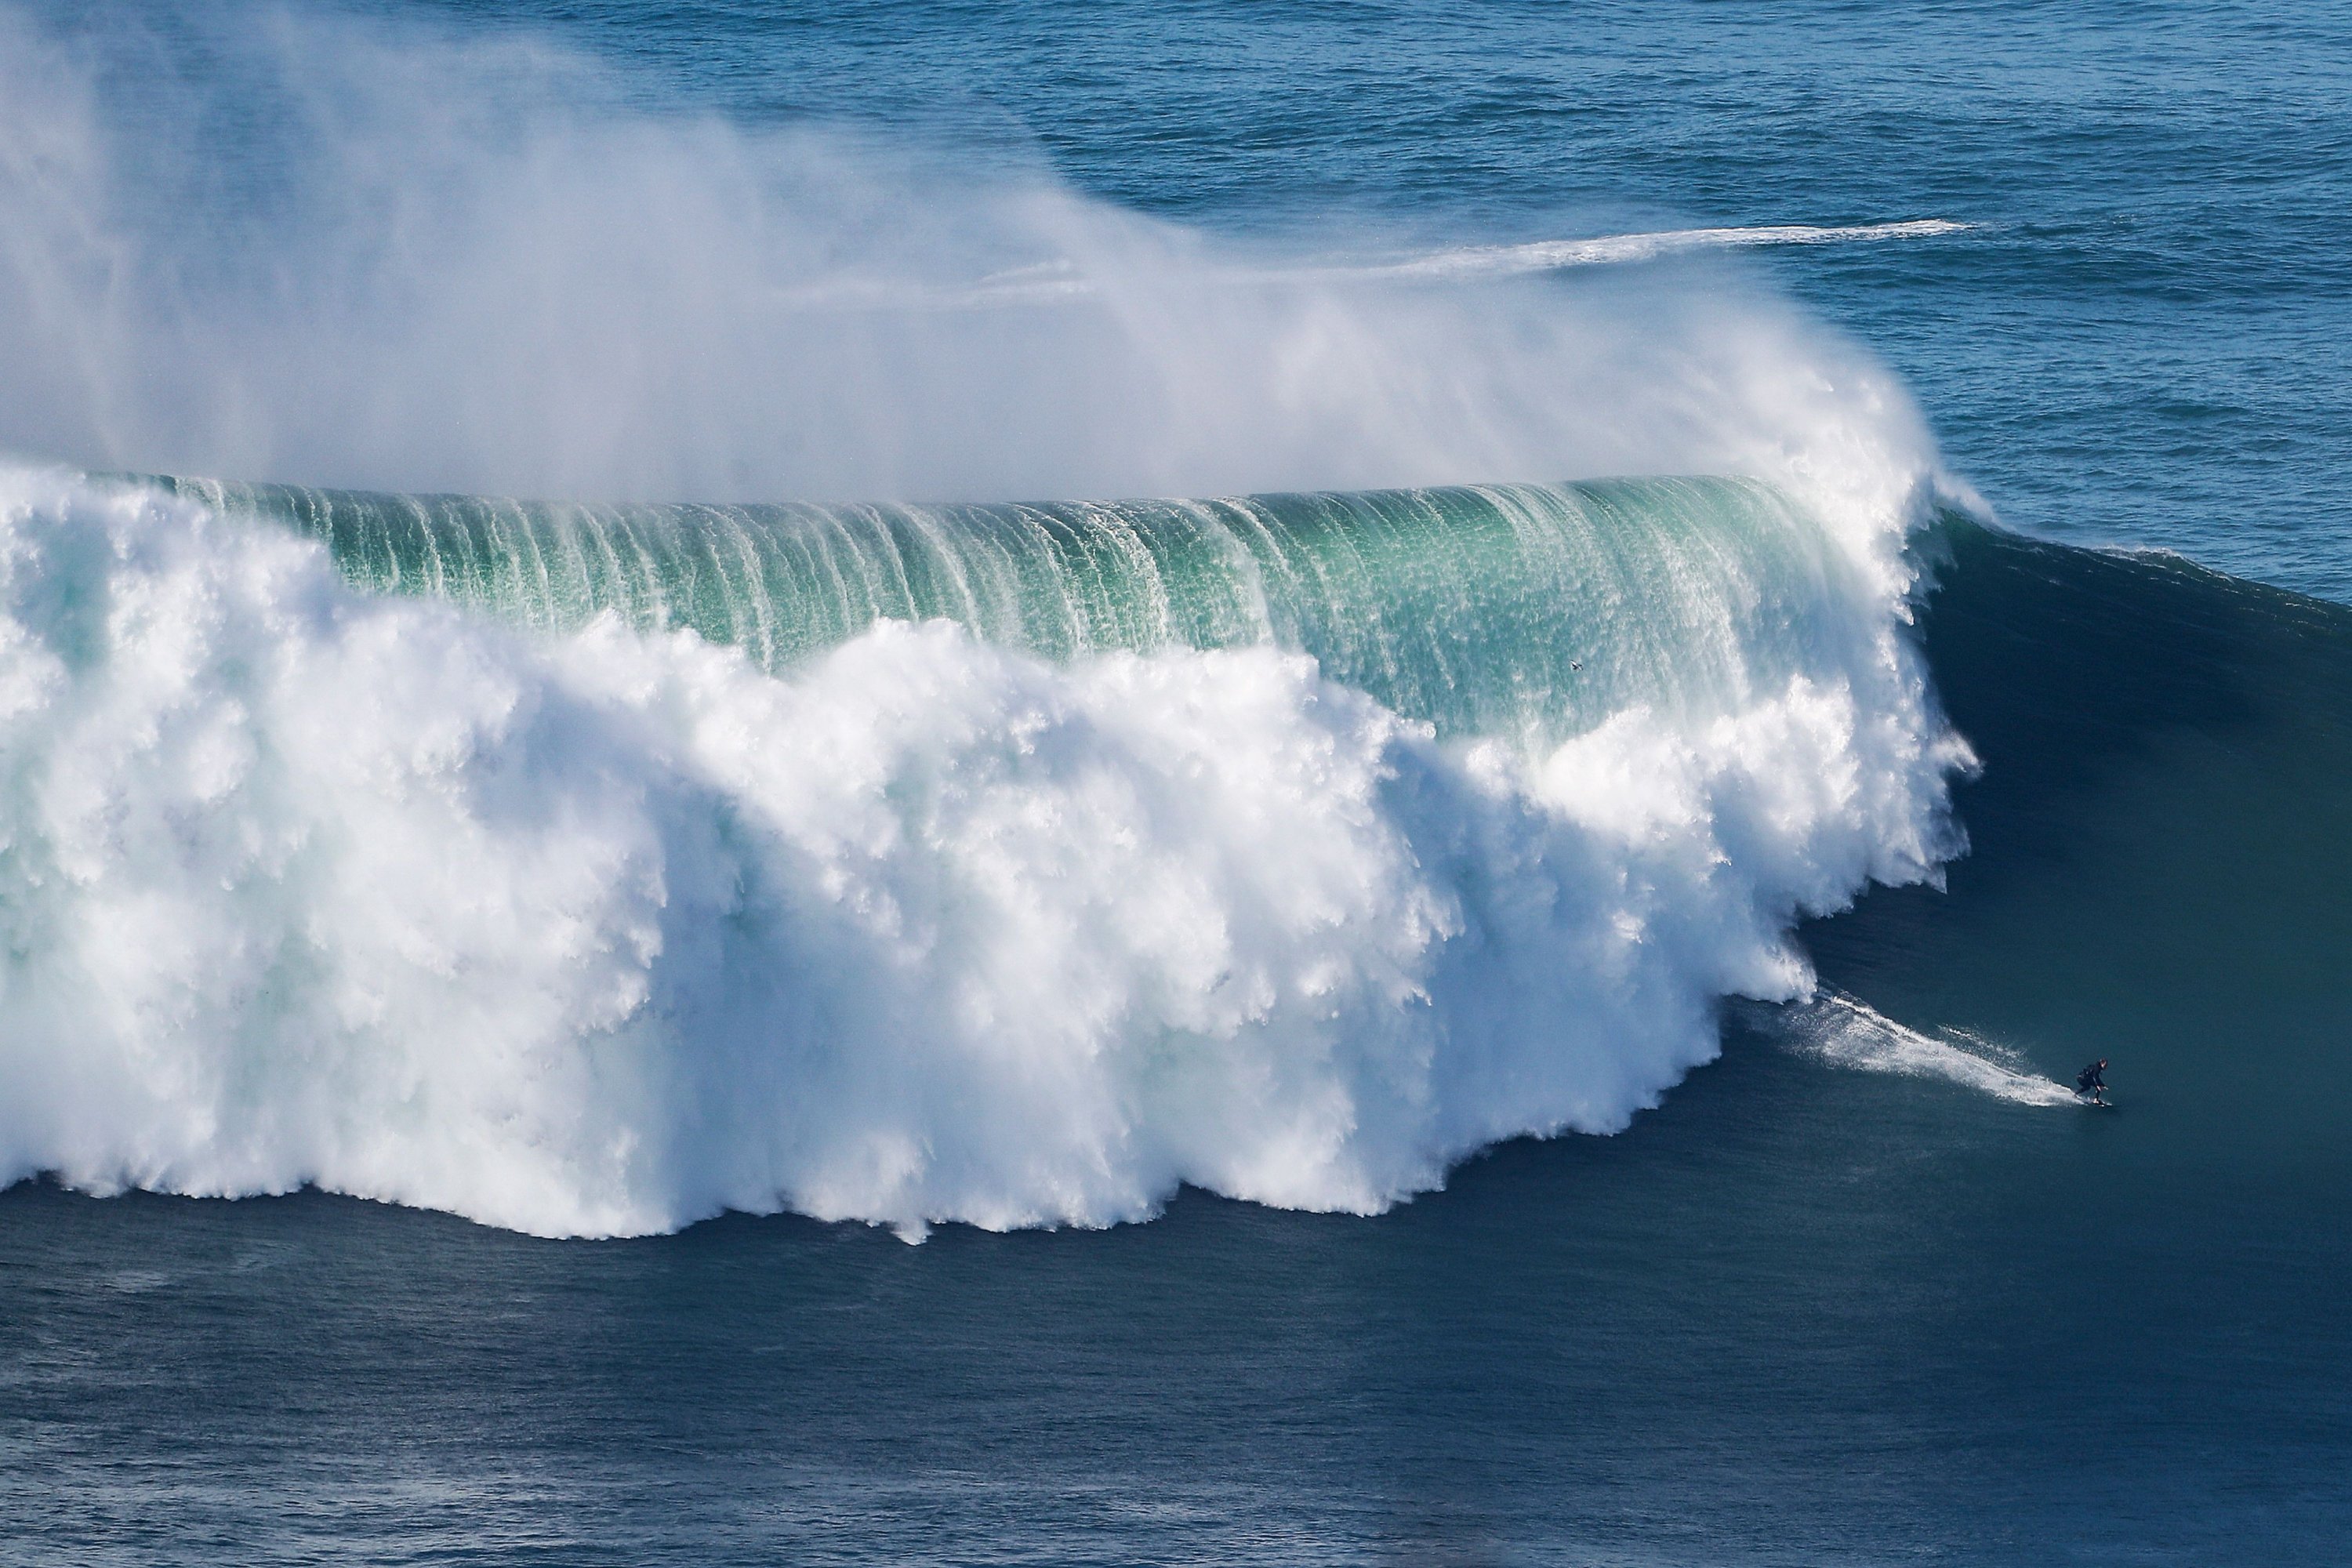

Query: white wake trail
<box><xmin>1770</xmin><ymin>992</ymin><xmax>2078</xmax><ymax>1106</ymax></box>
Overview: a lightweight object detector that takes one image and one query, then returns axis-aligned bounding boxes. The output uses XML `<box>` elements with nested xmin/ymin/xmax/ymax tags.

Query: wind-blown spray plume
<box><xmin>1</xmin><ymin>5</ymin><xmax>1940</xmax><ymax>525</ymax></box>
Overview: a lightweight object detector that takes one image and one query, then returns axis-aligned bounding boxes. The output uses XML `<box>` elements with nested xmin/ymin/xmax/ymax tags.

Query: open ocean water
<box><xmin>1</xmin><ymin>2</ymin><xmax>2348</xmax><ymax>1563</ymax></box>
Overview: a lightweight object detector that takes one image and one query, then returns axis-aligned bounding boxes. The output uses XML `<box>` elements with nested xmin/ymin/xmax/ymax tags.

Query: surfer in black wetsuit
<box><xmin>2075</xmin><ymin>1058</ymin><xmax>2109</xmax><ymax>1105</ymax></box>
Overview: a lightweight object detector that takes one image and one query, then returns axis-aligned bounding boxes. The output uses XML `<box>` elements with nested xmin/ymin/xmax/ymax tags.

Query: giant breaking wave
<box><xmin>0</xmin><ymin>0</ymin><xmax>1978</xmax><ymax>1236</ymax></box>
<box><xmin>0</xmin><ymin>465</ymin><xmax>1970</xmax><ymax>1237</ymax></box>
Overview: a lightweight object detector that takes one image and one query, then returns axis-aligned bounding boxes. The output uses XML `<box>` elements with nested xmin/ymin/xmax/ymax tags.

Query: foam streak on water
<box><xmin>1770</xmin><ymin>991</ymin><xmax>2078</xmax><ymax>1106</ymax></box>
<box><xmin>1322</xmin><ymin>220</ymin><xmax>1975</xmax><ymax>284</ymax></box>
<box><xmin>945</xmin><ymin>221</ymin><xmax>1974</xmax><ymax>303</ymax></box>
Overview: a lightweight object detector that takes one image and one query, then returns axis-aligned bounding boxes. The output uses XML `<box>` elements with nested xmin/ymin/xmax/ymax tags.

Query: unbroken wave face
<box><xmin>0</xmin><ymin>3</ymin><xmax>1977</xmax><ymax>1237</ymax></box>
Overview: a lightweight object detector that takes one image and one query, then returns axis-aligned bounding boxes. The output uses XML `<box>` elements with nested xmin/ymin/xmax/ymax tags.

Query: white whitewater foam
<box><xmin>0</xmin><ymin>466</ymin><xmax>1970</xmax><ymax>1237</ymax></box>
<box><xmin>1770</xmin><ymin>993</ymin><xmax>2078</xmax><ymax>1106</ymax></box>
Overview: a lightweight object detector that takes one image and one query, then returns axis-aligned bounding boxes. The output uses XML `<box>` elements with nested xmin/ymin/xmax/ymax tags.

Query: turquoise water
<box><xmin>3</xmin><ymin>2</ymin><xmax>2350</xmax><ymax>1564</ymax></box>
<box><xmin>151</xmin><ymin>474</ymin><xmax>1863</xmax><ymax>743</ymax></box>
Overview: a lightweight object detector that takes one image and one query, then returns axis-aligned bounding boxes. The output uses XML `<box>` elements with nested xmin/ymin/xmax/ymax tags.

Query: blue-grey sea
<box><xmin>1</xmin><ymin>3</ymin><xmax>2347</xmax><ymax>1563</ymax></box>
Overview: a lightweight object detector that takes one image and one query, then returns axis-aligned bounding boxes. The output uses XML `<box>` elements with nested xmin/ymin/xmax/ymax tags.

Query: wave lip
<box><xmin>155</xmin><ymin>474</ymin><xmax>1925</xmax><ymax>748</ymax></box>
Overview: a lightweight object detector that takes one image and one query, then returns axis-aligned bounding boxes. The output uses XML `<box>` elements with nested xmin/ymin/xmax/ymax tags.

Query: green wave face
<box><xmin>155</xmin><ymin>476</ymin><xmax>1872</xmax><ymax>745</ymax></box>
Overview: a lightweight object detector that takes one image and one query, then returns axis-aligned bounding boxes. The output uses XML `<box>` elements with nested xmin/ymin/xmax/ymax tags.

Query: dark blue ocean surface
<box><xmin>3</xmin><ymin>3</ymin><xmax>2350</xmax><ymax>1565</ymax></box>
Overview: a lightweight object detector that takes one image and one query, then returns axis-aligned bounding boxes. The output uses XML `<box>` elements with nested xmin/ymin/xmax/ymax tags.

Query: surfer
<box><xmin>2074</xmin><ymin>1058</ymin><xmax>2109</xmax><ymax>1105</ymax></box>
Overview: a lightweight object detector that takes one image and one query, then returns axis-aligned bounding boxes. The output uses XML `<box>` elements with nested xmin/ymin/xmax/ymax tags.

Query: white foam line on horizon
<box><xmin>1770</xmin><ymin>991</ymin><xmax>2079</xmax><ymax>1107</ymax></box>
<box><xmin>1317</xmin><ymin>220</ymin><xmax>1975</xmax><ymax>283</ymax></box>
<box><xmin>793</xmin><ymin>220</ymin><xmax>1975</xmax><ymax>313</ymax></box>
